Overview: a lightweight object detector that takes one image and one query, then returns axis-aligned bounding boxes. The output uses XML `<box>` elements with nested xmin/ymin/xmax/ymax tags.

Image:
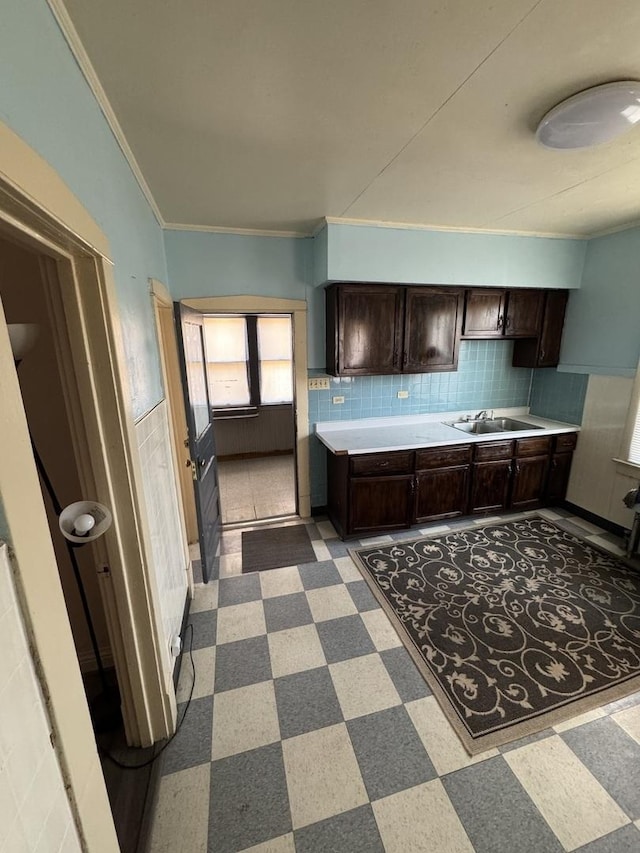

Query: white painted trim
<box><xmin>163</xmin><ymin>222</ymin><xmax>312</xmax><ymax>239</ymax></box>
<box><xmin>323</xmin><ymin>216</ymin><xmax>588</xmax><ymax>240</ymax></box>
<box><xmin>46</xmin><ymin>0</ymin><xmax>164</xmax><ymax>227</ymax></box>
<box><xmin>587</xmin><ymin>218</ymin><xmax>640</xmax><ymax>240</ymax></box>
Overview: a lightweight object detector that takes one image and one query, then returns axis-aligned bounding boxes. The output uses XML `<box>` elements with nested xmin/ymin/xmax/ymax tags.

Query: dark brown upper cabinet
<box><xmin>505</xmin><ymin>290</ymin><xmax>544</xmax><ymax>337</ymax></box>
<box><xmin>326</xmin><ymin>284</ymin><xmax>404</xmax><ymax>375</ymax></box>
<box><xmin>462</xmin><ymin>288</ymin><xmax>544</xmax><ymax>338</ymax></box>
<box><xmin>326</xmin><ymin>283</ymin><xmax>463</xmax><ymax>376</ymax></box>
<box><xmin>462</xmin><ymin>288</ymin><xmax>506</xmax><ymax>337</ymax></box>
<box><xmin>512</xmin><ymin>290</ymin><xmax>569</xmax><ymax>368</ymax></box>
<box><xmin>403</xmin><ymin>287</ymin><xmax>463</xmax><ymax>372</ymax></box>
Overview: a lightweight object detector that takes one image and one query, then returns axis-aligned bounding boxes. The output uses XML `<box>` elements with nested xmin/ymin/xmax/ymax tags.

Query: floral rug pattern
<box><xmin>352</xmin><ymin>517</ymin><xmax>640</xmax><ymax>743</ymax></box>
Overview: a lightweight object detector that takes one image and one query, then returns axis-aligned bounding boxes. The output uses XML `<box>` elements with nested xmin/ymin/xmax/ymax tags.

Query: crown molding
<box><xmin>46</xmin><ymin>0</ymin><xmax>165</xmax><ymax>227</ymax></box>
<box><xmin>323</xmin><ymin>216</ymin><xmax>588</xmax><ymax>240</ymax></box>
<box><xmin>163</xmin><ymin>222</ymin><xmax>312</xmax><ymax>238</ymax></box>
<box><xmin>587</xmin><ymin>217</ymin><xmax>640</xmax><ymax>240</ymax></box>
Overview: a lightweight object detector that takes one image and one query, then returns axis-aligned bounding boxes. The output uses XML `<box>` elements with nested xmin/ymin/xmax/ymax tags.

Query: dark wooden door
<box><xmin>415</xmin><ymin>467</ymin><xmax>469</xmax><ymax>523</ymax></box>
<box><xmin>505</xmin><ymin>290</ymin><xmax>544</xmax><ymax>337</ymax></box>
<box><xmin>404</xmin><ymin>288</ymin><xmax>463</xmax><ymax>372</ymax></box>
<box><xmin>510</xmin><ymin>455</ymin><xmax>548</xmax><ymax>510</ymax></box>
<box><xmin>538</xmin><ymin>290</ymin><xmax>569</xmax><ymax>366</ymax></box>
<box><xmin>328</xmin><ymin>284</ymin><xmax>404</xmax><ymax>375</ymax></box>
<box><xmin>349</xmin><ymin>475</ymin><xmax>414</xmax><ymax>534</ymax></box>
<box><xmin>462</xmin><ymin>289</ymin><xmax>506</xmax><ymax>337</ymax></box>
<box><xmin>174</xmin><ymin>303</ymin><xmax>220</xmax><ymax>583</ymax></box>
<box><xmin>545</xmin><ymin>452</ymin><xmax>573</xmax><ymax>502</ymax></box>
<box><xmin>470</xmin><ymin>460</ymin><xmax>512</xmax><ymax>513</ymax></box>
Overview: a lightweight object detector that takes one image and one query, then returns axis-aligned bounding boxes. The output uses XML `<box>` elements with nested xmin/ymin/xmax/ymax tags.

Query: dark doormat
<box><xmin>350</xmin><ymin>515</ymin><xmax>640</xmax><ymax>754</ymax></box>
<box><xmin>242</xmin><ymin>524</ymin><xmax>317</xmax><ymax>573</ymax></box>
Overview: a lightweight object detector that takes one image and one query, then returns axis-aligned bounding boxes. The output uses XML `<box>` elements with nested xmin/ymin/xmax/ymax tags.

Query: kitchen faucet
<box><xmin>474</xmin><ymin>410</ymin><xmax>493</xmax><ymax>420</ymax></box>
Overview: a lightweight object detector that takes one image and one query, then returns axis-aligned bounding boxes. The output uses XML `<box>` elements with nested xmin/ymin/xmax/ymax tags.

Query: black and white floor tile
<box><xmin>147</xmin><ymin>509</ymin><xmax>640</xmax><ymax>853</ymax></box>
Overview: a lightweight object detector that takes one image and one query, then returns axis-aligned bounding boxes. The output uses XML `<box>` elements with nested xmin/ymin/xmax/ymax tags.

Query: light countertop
<box><xmin>314</xmin><ymin>407</ymin><xmax>579</xmax><ymax>456</ymax></box>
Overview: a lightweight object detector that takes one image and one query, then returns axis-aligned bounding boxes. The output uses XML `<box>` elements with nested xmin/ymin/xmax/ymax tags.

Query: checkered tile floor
<box><xmin>147</xmin><ymin>509</ymin><xmax>640</xmax><ymax>853</ymax></box>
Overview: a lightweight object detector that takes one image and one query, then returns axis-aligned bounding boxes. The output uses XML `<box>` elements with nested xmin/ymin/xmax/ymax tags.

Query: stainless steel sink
<box><xmin>445</xmin><ymin>417</ymin><xmax>542</xmax><ymax>434</ymax></box>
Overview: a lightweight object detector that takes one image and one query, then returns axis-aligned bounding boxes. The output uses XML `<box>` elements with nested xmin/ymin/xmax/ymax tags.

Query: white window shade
<box><xmin>204</xmin><ymin>317</ymin><xmax>247</xmax><ymax>362</ymax></box>
<box><xmin>257</xmin><ymin>316</ymin><xmax>293</xmax><ymax>404</ymax></box>
<box><xmin>207</xmin><ymin>363</ymin><xmax>250</xmax><ymax>407</ymax></box>
<box><xmin>257</xmin><ymin>317</ymin><xmax>292</xmax><ymax>360</ymax></box>
<box><xmin>629</xmin><ymin>408</ymin><xmax>640</xmax><ymax>465</ymax></box>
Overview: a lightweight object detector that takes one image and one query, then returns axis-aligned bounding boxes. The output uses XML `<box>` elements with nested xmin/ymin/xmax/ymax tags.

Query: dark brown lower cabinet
<box><xmin>349</xmin><ymin>475</ymin><xmax>414</xmax><ymax>535</ymax></box>
<box><xmin>511</xmin><ymin>456</ymin><xmax>549</xmax><ymax>509</ymax></box>
<box><xmin>470</xmin><ymin>460</ymin><xmax>512</xmax><ymax>513</ymax></box>
<box><xmin>414</xmin><ymin>444</ymin><xmax>471</xmax><ymax>523</ymax></box>
<box><xmin>325</xmin><ymin>432</ymin><xmax>578</xmax><ymax>538</ymax></box>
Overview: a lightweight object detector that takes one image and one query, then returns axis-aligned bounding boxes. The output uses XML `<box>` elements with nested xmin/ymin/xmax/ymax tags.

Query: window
<box><xmin>617</xmin><ymin>357</ymin><xmax>640</xmax><ymax>471</ymax></box>
<box><xmin>204</xmin><ymin>314</ymin><xmax>293</xmax><ymax>410</ymax></box>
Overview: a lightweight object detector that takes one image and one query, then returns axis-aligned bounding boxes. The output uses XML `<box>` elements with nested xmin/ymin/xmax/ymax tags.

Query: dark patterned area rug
<box><xmin>350</xmin><ymin>516</ymin><xmax>640</xmax><ymax>754</ymax></box>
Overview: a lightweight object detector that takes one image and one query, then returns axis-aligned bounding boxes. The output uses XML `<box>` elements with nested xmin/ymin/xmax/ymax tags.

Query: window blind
<box><xmin>629</xmin><ymin>405</ymin><xmax>640</xmax><ymax>464</ymax></box>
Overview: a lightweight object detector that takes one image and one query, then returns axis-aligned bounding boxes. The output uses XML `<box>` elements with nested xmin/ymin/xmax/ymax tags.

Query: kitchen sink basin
<box><xmin>445</xmin><ymin>417</ymin><xmax>543</xmax><ymax>434</ymax></box>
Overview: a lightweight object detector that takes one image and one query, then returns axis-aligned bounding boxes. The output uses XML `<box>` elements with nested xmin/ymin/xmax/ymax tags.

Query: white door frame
<box><xmin>0</xmin><ymin>123</ymin><xmax>176</xmax><ymax>848</ymax></box>
<box><xmin>183</xmin><ymin>295</ymin><xmax>311</xmax><ymax>518</ymax></box>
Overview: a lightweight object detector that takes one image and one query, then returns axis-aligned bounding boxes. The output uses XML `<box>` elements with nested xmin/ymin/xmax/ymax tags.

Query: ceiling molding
<box><xmin>46</xmin><ymin>0</ymin><xmax>165</xmax><ymax>227</ymax></box>
<box><xmin>163</xmin><ymin>222</ymin><xmax>312</xmax><ymax>239</ymax></box>
<box><xmin>323</xmin><ymin>216</ymin><xmax>588</xmax><ymax>241</ymax></box>
<box><xmin>587</xmin><ymin>218</ymin><xmax>640</xmax><ymax>240</ymax></box>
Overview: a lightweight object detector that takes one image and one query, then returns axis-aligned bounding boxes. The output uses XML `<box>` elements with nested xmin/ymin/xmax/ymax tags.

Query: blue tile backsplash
<box><xmin>529</xmin><ymin>368</ymin><xmax>588</xmax><ymax>426</ymax></box>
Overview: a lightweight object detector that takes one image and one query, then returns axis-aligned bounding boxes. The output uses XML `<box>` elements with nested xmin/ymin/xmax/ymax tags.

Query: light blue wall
<box><xmin>1</xmin><ymin>0</ymin><xmax>167</xmax><ymax>420</ymax></box>
<box><xmin>318</xmin><ymin>222</ymin><xmax>587</xmax><ymax>289</ymax></box>
<box><xmin>560</xmin><ymin>227</ymin><xmax>640</xmax><ymax>377</ymax></box>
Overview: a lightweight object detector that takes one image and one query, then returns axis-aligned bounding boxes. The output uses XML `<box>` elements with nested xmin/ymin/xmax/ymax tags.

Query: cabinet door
<box><xmin>511</xmin><ymin>290</ymin><xmax>569</xmax><ymax>368</ymax></box>
<box><xmin>327</xmin><ymin>284</ymin><xmax>404</xmax><ymax>375</ymax></box>
<box><xmin>505</xmin><ymin>290</ymin><xmax>544</xmax><ymax>337</ymax></box>
<box><xmin>545</xmin><ymin>451</ymin><xmax>573</xmax><ymax>503</ymax></box>
<box><xmin>510</xmin><ymin>455</ymin><xmax>548</xmax><ymax>510</ymax></box>
<box><xmin>470</xmin><ymin>460</ymin><xmax>512</xmax><ymax>513</ymax></box>
<box><xmin>349</xmin><ymin>475</ymin><xmax>414</xmax><ymax>535</ymax></box>
<box><xmin>462</xmin><ymin>289</ymin><xmax>506</xmax><ymax>337</ymax></box>
<box><xmin>538</xmin><ymin>290</ymin><xmax>569</xmax><ymax>367</ymax></box>
<box><xmin>415</xmin><ymin>466</ymin><xmax>469</xmax><ymax>523</ymax></box>
<box><xmin>404</xmin><ymin>288</ymin><xmax>463</xmax><ymax>372</ymax></box>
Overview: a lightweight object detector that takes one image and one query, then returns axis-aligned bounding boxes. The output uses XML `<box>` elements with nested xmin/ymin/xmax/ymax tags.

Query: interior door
<box><xmin>174</xmin><ymin>303</ymin><xmax>220</xmax><ymax>583</ymax></box>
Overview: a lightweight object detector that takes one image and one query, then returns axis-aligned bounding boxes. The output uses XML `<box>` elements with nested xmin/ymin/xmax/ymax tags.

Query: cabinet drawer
<box><xmin>554</xmin><ymin>432</ymin><xmax>578</xmax><ymax>452</ymax></box>
<box><xmin>350</xmin><ymin>451</ymin><xmax>414</xmax><ymax>477</ymax></box>
<box><xmin>415</xmin><ymin>445</ymin><xmax>472</xmax><ymax>470</ymax></box>
<box><xmin>515</xmin><ymin>436</ymin><xmax>552</xmax><ymax>457</ymax></box>
<box><xmin>474</xmin><ymin>440</ymin><xmax>514</xmax><ymax>462</ymax></box>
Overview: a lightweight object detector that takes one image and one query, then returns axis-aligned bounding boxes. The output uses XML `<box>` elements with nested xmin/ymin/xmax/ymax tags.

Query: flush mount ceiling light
<box><xmin>536</xmin><ymin>81</ymin><xmax>640</xmax><ymax>149</ymax></box>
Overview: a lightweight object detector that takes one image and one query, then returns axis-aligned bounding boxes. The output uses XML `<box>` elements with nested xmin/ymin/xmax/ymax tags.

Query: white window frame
<box><xmin>615</xmin><ymin>357</ymin><xmax>640</xmax><ymax>475</ymax></box>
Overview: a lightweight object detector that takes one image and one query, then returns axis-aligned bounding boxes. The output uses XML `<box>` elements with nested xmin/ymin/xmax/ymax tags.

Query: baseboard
<box><xmin>218</xmin><ymin>449</ymin><xmax>294</xmax><ymax>461</ymax></box>
<box><xmin>560</xmin><ymin>500</ymin><xmax>628</xmax><ymax>538</ymax></box>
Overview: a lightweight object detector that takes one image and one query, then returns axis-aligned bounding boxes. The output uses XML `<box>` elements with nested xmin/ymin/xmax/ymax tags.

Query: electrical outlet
<box><xmin>397</xmin><ymin>390</ymin><xmax>409</xmax><ymax>399</ymax></box>
<box><xmin>308</xmin><ymin>377</ymin><xmax>330</xmax><ymax>390</ymax></box>
<box><xmin>332</xmin><ymin>395</ymin><xmax>345</xmax><ymax>404</ymax></box>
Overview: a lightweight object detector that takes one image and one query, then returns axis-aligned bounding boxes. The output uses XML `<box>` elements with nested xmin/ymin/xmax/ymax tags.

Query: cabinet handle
<box><xmin>506</xmin><ymin>315</ymin><xmax>512</xmax><ymax>329</ymax></box>
<box><xmin>497</xmin><ymin>314</ymin><xmax>504</xmax><ymax>330</ymax></box>
<box><xmin>403</xmin><ymin>351</ymin><xmax>408</xmax><ymax>366</ymax></box>
<box><xmin>540</xmin><ymin>348</ymin><xmax>546</xmax><ymax>361</ymax></box>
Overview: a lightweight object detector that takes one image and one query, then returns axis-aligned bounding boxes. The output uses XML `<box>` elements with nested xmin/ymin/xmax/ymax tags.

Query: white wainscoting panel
<box><xmin>0</xmin><ymin>542</ymin><xmax>82</xmax><ymax>852</ymax></box>
<box><xmin>136</xmin><ymin>400</ymin><xmax>188</xmax><ymax>676</ymax></box>
<box><xmin>567</xmin><ymin>374</ymin><xmax>638</xmax><ymax>527</ymax></box>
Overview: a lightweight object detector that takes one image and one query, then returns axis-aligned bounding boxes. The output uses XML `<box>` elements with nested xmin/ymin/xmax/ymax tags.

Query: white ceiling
<box><xmin>60</xmin><ymin>0</ymin><xmax>640</xmax><ymax>237</ymax></box>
